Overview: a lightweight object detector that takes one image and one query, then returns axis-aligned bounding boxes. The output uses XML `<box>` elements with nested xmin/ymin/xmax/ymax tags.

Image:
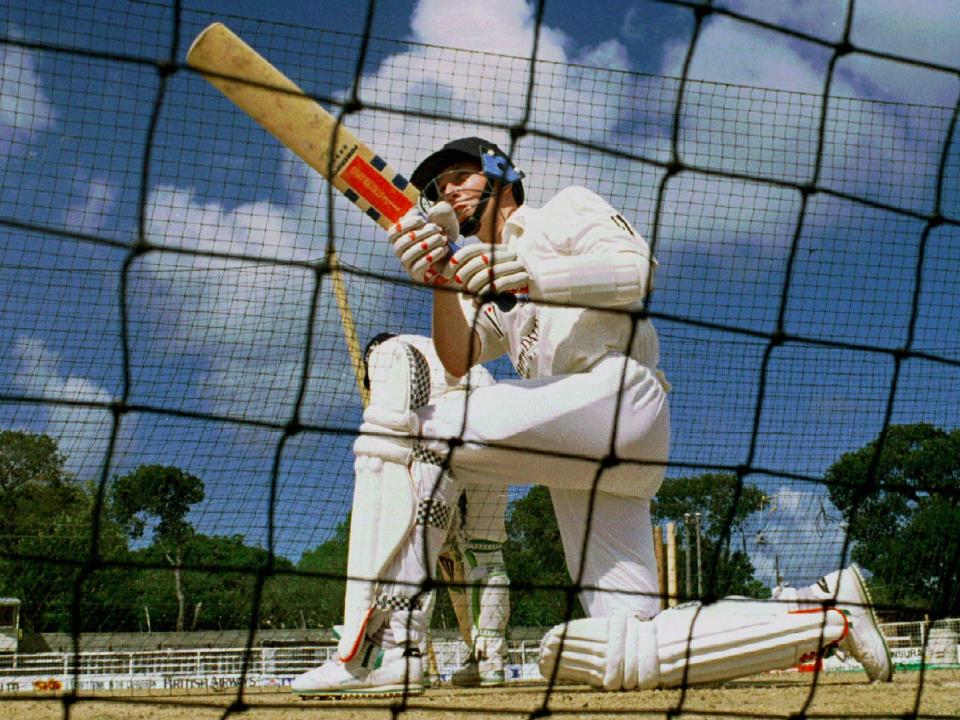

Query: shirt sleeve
<box><xmin>548</xmin><ymin>186</ymin><xmax>656</xmax><ymax>262</ymax></box>
<box><xmin>529</xmin><ymin>187</ymin><xmax>658</xmax><ymax>306</ymax></box>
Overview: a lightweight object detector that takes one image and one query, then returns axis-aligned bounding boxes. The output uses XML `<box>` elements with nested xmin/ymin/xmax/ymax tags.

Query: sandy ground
<box><xmin>3</xmin><ymin>670</ymin><xmax>959</xmax><ymax>719</ymax></box>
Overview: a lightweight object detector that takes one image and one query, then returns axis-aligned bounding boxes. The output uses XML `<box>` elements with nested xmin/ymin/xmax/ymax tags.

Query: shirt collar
<box><xmin>502</xmin><ymin>204</ymin><xmax>531</xmax><ymax>243</ymax></box>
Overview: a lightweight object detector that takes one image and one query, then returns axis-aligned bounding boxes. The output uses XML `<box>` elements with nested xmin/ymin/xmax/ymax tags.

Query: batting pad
<box><xmin>463</xmin><ymin>541</ymin><xmax>510</xmax><ymax>661</ymax></box>
<box><xmin>338</xmin><ymin>341</ymin><xmax>432</xmax><ymax>662</ymax></box>
<box><xmin>539</xmin><ymin>601</ymin><xmax>847</xmax><ymax>690</ymax></box>
<box><xmin>338</xmin><ymin>456</ymin><xmax>417</xmax><ymax>661</ymax></box>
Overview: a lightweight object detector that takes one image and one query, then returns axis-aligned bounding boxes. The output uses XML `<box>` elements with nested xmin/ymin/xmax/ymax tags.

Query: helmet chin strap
<box><xmin>459</xmin><ymin>182</ymin><xmax>495</xmax><ymax>237</ymax></box>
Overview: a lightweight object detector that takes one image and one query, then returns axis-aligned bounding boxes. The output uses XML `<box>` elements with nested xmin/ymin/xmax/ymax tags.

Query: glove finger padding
<box><xmin>451</xmin><ymin>243</ymin><xmax>529</xmax><ymax>297</ymax></box>
<box><xmin>387</xmin><ymin>208</ymin><xmax>428</xmax><ymax>242</ymax></box>
<box><xmin>468</xmin><ymin>261</ymin><xmax>529</xmax><ymax>295</ymax></box>
<box><xmin>393</xmin><ymin>223</ymin><xmax>449</xmax><ymax>275</ymax></box>
<box><xmin>388</xmin><ymin>208</ymin><xmax>452</xmax><ymax>286</ymax></box>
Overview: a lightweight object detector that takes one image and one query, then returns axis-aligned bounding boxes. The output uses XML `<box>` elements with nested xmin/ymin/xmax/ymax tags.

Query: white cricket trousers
<box><xmin>419</xmin><ymin>353</ymin><xmax>669</xmax><ymax>619</ymax></box>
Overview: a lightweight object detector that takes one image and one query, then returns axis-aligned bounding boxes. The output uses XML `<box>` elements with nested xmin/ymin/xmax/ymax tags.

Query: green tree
<box><xmin>293</xmin><ymin>517</ymin><xmax>349</xmax><ymax>629</ymax></box>
<box><xmin>0</xmin><ymin>430</ymin><xmax>134</xmax><ymax>632</ymax></box>
<box><xmin>825</xmin><ymin>423</ymin><xmax>960</xmax><ymax>616</ymax></box>
<box><xmin>504</xmin><ymin>486</ymin><xmax>583</xmax><ymax>626</ymax></box>
<box><xmin>131</xmin><ymin>533</ymin><xmax>295</xmax><ymax>631</ymax></box>
<box><xmin>0</xmin><ymin>430</ymin><xmax>67</xmax><ymax>499</ymax></box>
<box><xmin>111</xmin><ymin>465</ymin><xmax>205</xmax><ymax>631</ymax></box>
<box><xmin>652</xmin><ymin>473</ymin><xmax>767</xmax><ymax>600</ymax></box>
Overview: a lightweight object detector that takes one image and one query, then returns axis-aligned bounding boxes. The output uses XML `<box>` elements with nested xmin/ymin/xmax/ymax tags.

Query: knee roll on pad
<box><xmin>354</xmin><ymin>340</ymin><xmax>433</xmax><ymax>464</ymax></box>
<box><xmin>539</xmin><ymin>602</ymin><xmax>848</xmax><ymax>690</ymax></box>
<box><xmin>538</xmin><ymin>614</ymin><xmax>656</xmax><ymax>690</ymax></box>
<box><xmin>365</xmin><ymin>339</ymin><xmax>432</xmax><ymax>412</ymax></box>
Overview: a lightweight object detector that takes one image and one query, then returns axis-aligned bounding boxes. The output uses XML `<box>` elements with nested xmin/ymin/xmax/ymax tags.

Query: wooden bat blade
<box><xmin>186</xmin><ymin>22</ymin><xmax>418</xmax><ymax>229</ymax></box>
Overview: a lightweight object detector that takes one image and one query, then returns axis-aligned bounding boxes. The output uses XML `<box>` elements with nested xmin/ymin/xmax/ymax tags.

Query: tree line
<box><xmin>1</xmin><ymin>422</ymin><xmax>957</xmax><ymax>634</ymax></box>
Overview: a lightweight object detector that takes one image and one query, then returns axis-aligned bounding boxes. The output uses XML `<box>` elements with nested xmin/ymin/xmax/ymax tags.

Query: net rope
<box><xmin>0</xmin><ymin>0</ymin><xmax>958</xmax><ymax>716</ymax></box>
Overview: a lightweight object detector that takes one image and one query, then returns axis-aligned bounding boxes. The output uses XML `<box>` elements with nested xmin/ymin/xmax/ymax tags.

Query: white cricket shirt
<box><xmin>462</xmin><ymin>186</ymin><xmax>660</xmax><ymax>379</ymax></box>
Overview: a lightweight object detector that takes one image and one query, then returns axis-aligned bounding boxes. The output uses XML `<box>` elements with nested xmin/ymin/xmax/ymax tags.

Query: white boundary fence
<box><xmin>879</xmin><ymin>618</ymin><xmax>960</xmax><ymax>667</ymax></box>
<box><xmin>0</xmin><ymin>640</ymin><xmax>542</xmax><ymax>693</ymax></box>
<box><xmin>1</xmin><ymin>620</ymin><xmax>957</xmax><ymax>694</ymax></box>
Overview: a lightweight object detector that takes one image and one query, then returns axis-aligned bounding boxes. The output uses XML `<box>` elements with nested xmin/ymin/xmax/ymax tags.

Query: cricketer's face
<box><xmin>435</xmin><ymin>160</ymin><xmax>487</xmax><ymax>226</ymax></box>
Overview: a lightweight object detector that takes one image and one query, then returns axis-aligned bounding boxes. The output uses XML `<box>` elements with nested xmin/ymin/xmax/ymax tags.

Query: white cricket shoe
<box><xmin>292</xmin><ymin>647</ymin><xmax>424</xmax><ymax>698</ymax></box>
<box><xmin>450</xmin><ymin>657</ymin><xmax>506</xmax><ymax>687</ymax></box>
<box><xmin>811</xmin><ymin>564</ymin><xmax>893</xmax><ymax>682</ymax></box>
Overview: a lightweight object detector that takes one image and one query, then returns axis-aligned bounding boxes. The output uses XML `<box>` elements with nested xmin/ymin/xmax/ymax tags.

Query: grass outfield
<box><xmin>2</xmin><ymin>669</ymin><xmax>959</xmax><ymax>719</ymax></box>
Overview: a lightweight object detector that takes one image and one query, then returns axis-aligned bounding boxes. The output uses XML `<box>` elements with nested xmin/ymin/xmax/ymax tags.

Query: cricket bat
<box><xmin>187</xmin><ymin>23</ymin><xmax>524</xmax><ymax>312</ymax></box>
<box><xmin>186</xmin><ymin>22</ymin><xmax>419</xmax><ymax>230</ymax></box>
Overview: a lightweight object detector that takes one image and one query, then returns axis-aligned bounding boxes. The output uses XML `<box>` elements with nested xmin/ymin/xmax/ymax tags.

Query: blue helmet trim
<box><xmin>480</xmin><ymin>145</ymin><xmax>524</xmax><ymax>187</ymax></box>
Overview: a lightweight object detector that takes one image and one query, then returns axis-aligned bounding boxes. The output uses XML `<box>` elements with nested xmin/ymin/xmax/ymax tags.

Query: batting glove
<box><xmin>388</xmin><ymin>202</ymin><xmax>459</xmax><ymax>287</ymax></box>
<box><xmin>450</xmin><ymin>242</ymin><xmax>529</xmax><ymax>305</ymax></box>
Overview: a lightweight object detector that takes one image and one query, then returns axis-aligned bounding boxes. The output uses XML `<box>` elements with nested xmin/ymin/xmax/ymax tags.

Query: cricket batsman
<box><xmin>292</xmin><ymin>138</ymin><xmax>891</xmax><ymax>695</ymax></box>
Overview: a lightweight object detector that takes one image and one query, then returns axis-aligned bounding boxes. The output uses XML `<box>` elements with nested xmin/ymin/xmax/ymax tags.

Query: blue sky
<box><xmin>1</xmin><ymin>0</ymin><xmax>958</xmax><ymax>588</ymax></box>
<box><xmin>186</xmin><ymin>0</ymin><xmax>692</xmax><ymax>73</ymax></box>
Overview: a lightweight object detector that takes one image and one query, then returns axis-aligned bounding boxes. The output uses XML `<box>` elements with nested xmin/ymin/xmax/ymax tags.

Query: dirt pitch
<box><xmin>3</xmin><ymin>670</ymin><xmax>959</xmax><ymax>719</ymax></box>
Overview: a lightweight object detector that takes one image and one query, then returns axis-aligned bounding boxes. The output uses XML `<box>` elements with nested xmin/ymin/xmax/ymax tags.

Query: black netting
<box><xmin>1</xmin><ymin>0</ymin><xmax>958</xmax><ymax>716</ymax></box>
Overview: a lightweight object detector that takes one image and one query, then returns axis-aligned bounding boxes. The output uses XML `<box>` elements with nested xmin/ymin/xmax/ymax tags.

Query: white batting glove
<box><xmin>388</xmin><ymin>202</ymin><xmax>459</xmax><ymax>287</ymax></box>
<box><xmin>450</xmin><ymin>243</ymin><xmax>530</xmax><ymax>304</ymax></box>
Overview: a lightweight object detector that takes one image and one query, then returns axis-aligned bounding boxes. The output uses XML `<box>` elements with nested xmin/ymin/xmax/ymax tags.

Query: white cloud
<box><xmin>136</xmin><ymin>0</ymin><xmax>644</xmax><ymax>425</ymax></box>
<box><xmin>718</xmin><ymin>0</ymin><xmax>848</xmax><ymax>43</ymax></box>
<box><xmin>137</xmin><ymin>0</ymin><xmax>956</xmax><ymax>429</ymax></box>
<box><xmin>575</xmin><ymin>39</ymin><xmax>631</xmax><ymax>72</ymax></box>
<box><xmin>654</xmin><ymin>7</ymin><xmax>952</xmax><ymax>228</ymax></box>
<box><xmin>658</xmin><ymin>174</ymin><xmax>801</xmax><ymax>265</ymax></box>
<box><xmin>654</xmin><ymin>16</ymin><xmax>831</xmax><ymax>207</ymax></box>
<box><xmin>833</xmin><ymin>53</ymin><xmax>957</xmax><ymax>106</ymax></box>
<box><xmin>621</xmin><ymin>5</ymin><xmax>646</xmax><ymax>42</ymax></box>
<box><xmin>409</xmin><ymin>0</ymin><xmax>568</xmax><ymax>62</ymax></box>
<box><xmin>850</xmin><ymin>0</ymin><xmax>960</xmax><ymax>70</ymax></box>
<box><xmin>12</xmin><ymin>336</ymin><xmax>113</xmax><ymax>479</ymax></box>
<box><xmin>747</xmin><ymin>485</ymin><xmax>849</xmax><ymax>587</ymax></box>
<box><xmin>720</xmin><ymin>0</ymin><xmax>960</xmax><ymax>70</ymax></box>
<box><xmin>0</xmin><ymin>25</ymin><xmax>57</xmax><ymax>140</ymax></box>
<box><xmin>713</xmin><ymin>0</ymin><xmax>958</xmax><ymax>104</ymax></box>
<box><xmin>140</xmin><ymin>155</ymin><xmax>390</xmax><ymax>424</ymax></box>
<box><xmin>139</xmin><ymin>179</ymin><xmax>325</xmax><ymax>422</ymax></box>
<box><xmin>661</xmin><ymin>14</ymin><xmax>830</xmax><ymax>93</ymax></box>
<box><xmin>63</xmin><ymin>176</ymin><xmax>117</xmax><ymax>235</ymax></box>
<box><xmin>347</xmin><ymin>0</ymin><xmax>650</xmax><ymax>220</ymax></box>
